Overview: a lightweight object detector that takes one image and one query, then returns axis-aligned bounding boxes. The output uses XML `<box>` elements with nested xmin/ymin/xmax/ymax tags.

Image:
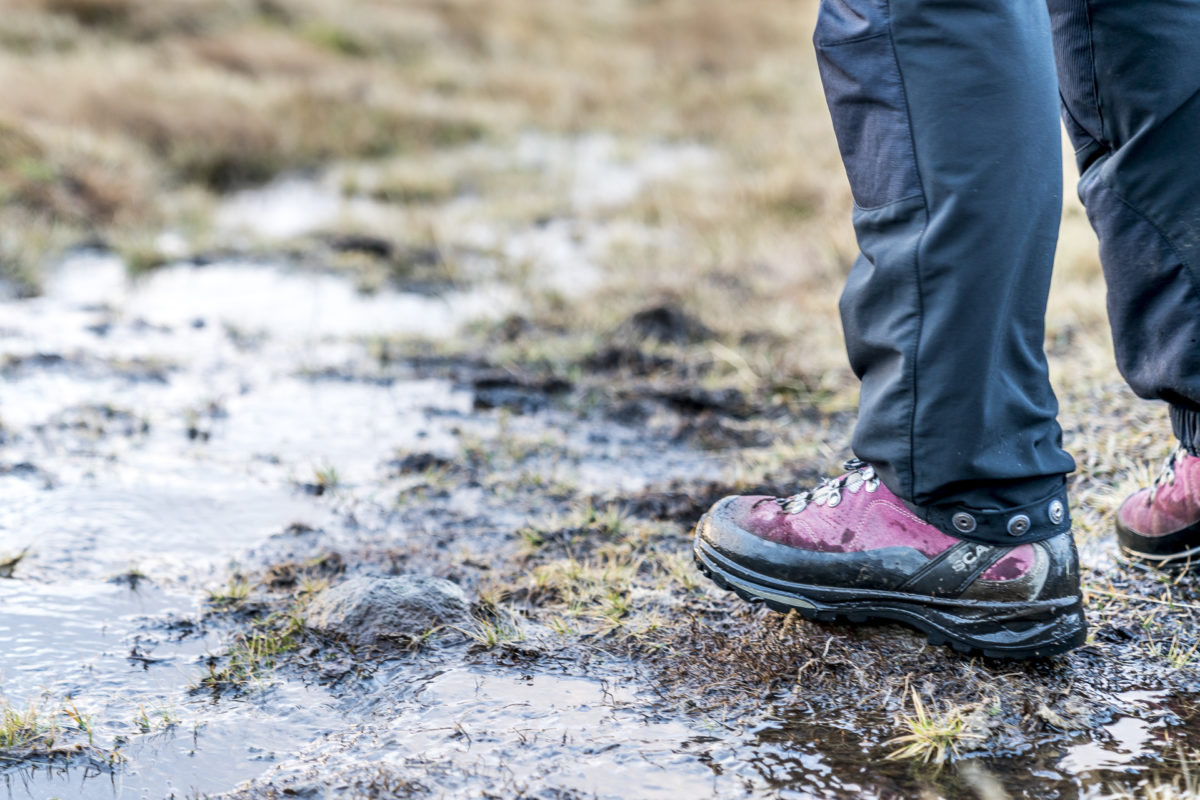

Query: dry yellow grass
<box><xmin>0</xmin><ymin>1</ymin><xmax>829</xmax><ymax>284</ymax></box>
<box><xmin>0</xmin><ymin>0</ymin><xmax>1162</xmax><ymax>487</ymax></box>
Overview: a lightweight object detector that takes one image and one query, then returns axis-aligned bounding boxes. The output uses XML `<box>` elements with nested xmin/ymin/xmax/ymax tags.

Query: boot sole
<box><xmin>1115</xmin><ymin>515</ymin><xmax>1200</xmax><ymax>565</ymax></box>
<box><xmin>693</xmin><ymin>521</ymin><xmax>1086</xmax><ymax>660</ymax></box>
<box><xmin>1118</xmin><ymin>542</ymin><xmax>1200</xmax><ymax>564</ymax></box>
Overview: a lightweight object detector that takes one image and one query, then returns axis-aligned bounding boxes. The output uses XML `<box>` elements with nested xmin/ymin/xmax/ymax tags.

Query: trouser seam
<box><xmin>1080</xmin><ymin>0</ymin><xmax>1108</xmax><ymax>146</ymax></box>
<box><xmin>883</xmin><ymin>0</ymin><xmax>930</xmax><ymax>509</ymax></box>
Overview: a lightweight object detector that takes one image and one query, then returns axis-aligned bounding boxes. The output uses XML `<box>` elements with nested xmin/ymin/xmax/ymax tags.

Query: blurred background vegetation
<box><xmin>0</xmin><ymin>0</ymin><xmax>1112</xmax><ymax>439</ymax></box>
<box><xmin>0</xmin><ymin>0</ymin><xmax>837</xmax><ymax>282</ymax></box>
<box><xmin>0</xmin><ymin>8</ymin><xmax>1184</xmax><ymax>794</ymax></box>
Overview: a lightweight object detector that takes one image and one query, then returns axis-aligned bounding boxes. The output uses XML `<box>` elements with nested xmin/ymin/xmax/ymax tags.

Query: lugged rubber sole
<box><xmin>693</xmin><ymin>528</ymin><xmax>1087</xmax><ymax>660</ymax></box>
<box><xmin>1115</xmin><ymin>514</ymin><xmax>1200</xmax><ymax>565</ymax></box>
<box><xmin>1118</xmin><ymin>542</ymin><xmax>1200</xmax><ymax>564</ymax></box>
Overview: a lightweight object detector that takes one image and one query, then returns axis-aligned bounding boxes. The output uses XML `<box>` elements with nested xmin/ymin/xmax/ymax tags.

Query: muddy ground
<box><xmin>2</xmin><ymin>156</ymin><xmax>1200</xmax><ymax>800</ymax></box>
<box><xmin>7</xmin><ymin>1</ymin><xmax>1198</xmax><ymax>797</ymax></box>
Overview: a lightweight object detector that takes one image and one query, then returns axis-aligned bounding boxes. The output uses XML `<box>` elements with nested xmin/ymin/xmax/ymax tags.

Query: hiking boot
<box><xmin>1116</xmin><ymin>447</ymin><xmax>1200</xmax><ymax>564</ymax></box>
<box><xmin>693</xmin><ymin>459</ymin><xmax>1087</xmax><ymax>659</ymax></box>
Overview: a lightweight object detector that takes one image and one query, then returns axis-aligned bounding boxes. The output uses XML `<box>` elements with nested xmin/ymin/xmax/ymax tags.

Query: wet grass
<box><xmin>885</xmin><ymin>690</ymin><xmax>985</xmax><ymax>765</ymax></box>
<box><xmin>311</xmin><ymin>463</ymin><xmax>341</xmax><ymax>493</ymax></box>
<box><xmin>206</xmin><ymin>574</ymin><xmax>254</xmax><ymax>610</ymax></box>
<box><xmin>3</xmin><ymin>0</ymin><xmax>1197</xmax><ymax>795</ymax></box>
<box><xmin>0</xmin><ymin>0</ymin><xmax>827</xmax><ymax>294</ymax></box>
<box><xmin>192</xmin><ymin>551</ymin><xmax>353</xmax><ymax>696</ymax></box>
<box><xmin>456</xmin><ymin>609</ymin><xmax>527</xmax><ymax>651</ymax></box>
<box><xmin>0</xmin><ymin>548</ymin><xmax>29</xmax><ymax>578</ymax></box>
<box><xmin>199</xmin><ymin>602</ymin><xmax>307</xmax><ymax>695</ymax></box>
<box><xmin>1098</xmin><ymin>750</ymin><xmax>1200</xmax><ymax>799</ymax></box>
<box><xmin>132</xmin><ymin>701</ymin><xmax>178</xmax><ymax>735</ymax></box>
<box><xmin>315</xmin><ymin>341</ymin><xmax>1200</xmax><ymax>791</ymax></box>
<box><xmin>5</xmin><ymin>265</ymin><xmax>1193</xmax><ymax>795</ymax></box>
<box><xmin>0</xmin><ymin>701</ymin><xmax>49</xmax><ymax>751</ymax></box>
<box><xmin>0</xmin><ymin>694</ymin><xmax>123</xmax><ymax>770</ymax></box>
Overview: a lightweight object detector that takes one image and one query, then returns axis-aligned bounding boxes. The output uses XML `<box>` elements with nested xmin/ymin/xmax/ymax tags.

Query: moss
<box><xmin>300</xmin><ymin>22</ymin><xmax>370</xmax><ymax>58</ymax></box>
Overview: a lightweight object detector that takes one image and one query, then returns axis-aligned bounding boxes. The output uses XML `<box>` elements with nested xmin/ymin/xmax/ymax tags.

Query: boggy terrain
<box><xmin>1</xmin><ymin>239</ymin><xmax>1199</xmax><ymax>799</ymax></box>
<box><xmin>2</xmin><ymin>1</ymin><xmax>1200</xmax><ymax>798</ymax></box>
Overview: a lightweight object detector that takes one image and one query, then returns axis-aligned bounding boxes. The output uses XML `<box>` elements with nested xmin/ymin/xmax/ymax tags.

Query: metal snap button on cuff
<box><xmin>1048</xmin><ymin>500</ymin><xmax>1066</xmax><ymax>525</ymax></box>
<box><xmin>952</xmin><ymin>512</ymin><xmax>977</xmax><ymax>534</ymax></box>
<box><xmin>1007</xmin><ymin>514</ymin><xmax>1031</xmax><ymax>536</ymax></box>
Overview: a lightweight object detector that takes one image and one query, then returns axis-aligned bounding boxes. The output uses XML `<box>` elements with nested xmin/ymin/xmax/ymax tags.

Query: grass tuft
<box><xmin>456</xmin><ymin>608</ymin><xmax>526</xmax><ymax>650</ymax></box>
<box><xmin>0</xmin><ymin>548</ymin><xmax>30</xmax><ymax>579</ymax></box>
<box><xmin>0</xmin><ymin>693</ymin><xmax>122</xmax><ymax>767</ymax></box>
<box><xmin>1100</xmin><ymin>750</ymin><xmax>1200</xmax><ymax>800</ymax></box>
<box><xmin>199</xmin><ymin>606</ymin><xmax>306</xmax><ymax>693</ymax></box>
<box><xmin>0</xmin><ymin>701</ymin><xmax>52</xmax><ymax>751</ymax></box>
<box><xmin>207</xmin><ymin>574</ymin><xmax>254</xmax><ymax>609</ymax></box>
<box><xmin>884</xmin><ymin>690</ymin><xmax>984</xmax><ymax>765</ymax></box>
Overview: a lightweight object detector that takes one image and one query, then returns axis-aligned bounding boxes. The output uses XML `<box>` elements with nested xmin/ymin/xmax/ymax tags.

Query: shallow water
<box><xmin>0</xmin><ymin>248</ymin><xmax>717</xmax><ymax>798</ymax></box>
<box><xmin>2</xmin><ymin>148</ymin><xmax>1197</xmax><ymax>798</ymax></box>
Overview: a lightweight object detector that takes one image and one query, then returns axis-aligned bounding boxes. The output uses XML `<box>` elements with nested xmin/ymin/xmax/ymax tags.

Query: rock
<box><xmin>321</xmin><ymin>233</ymin><xmax>394</xmax><ymax>260</ymax></box>
<box><xmin>671</xmin><ymin>415</ymin><xmax>772</xmax><ymax>449</ymax></box>
<box><xmin>654</xmin><ymin>385</ymin><xmax>748</xmax><ymax>417</ymax></box>
<box><xmin>386</xmin><ymin>452</ymin><xmax>455</xmax><ymax>476</ymax></box>
<box><xmin>583</xmin><ymin>345</ymin><xmax>678</xmax><ymax>376</ymax></box>
<box><xmin>470</xmin><ymin>372</ymin><xmax>573</xmax><ymax>414</ymax></box>
<box><xmin>306</xmin><ymin>576</ymin><xmax>468</xmax><ymax>645</ymax></box>
<box><xmin>619</xmin><ymin>304</ymin><xmax>713</xmax><ymax>345</ymax></box>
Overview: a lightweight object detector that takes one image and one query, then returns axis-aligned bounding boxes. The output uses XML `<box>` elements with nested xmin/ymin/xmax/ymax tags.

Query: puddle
<box><xmin>0</xmin><ymin>252</ymin><xmax>499</xmax><ymax>795</ymax></box>
<box><xmin>222</xmin><ymin>666</ymin><xmax>740</xmax><ymax>799</ymax></box>
<box><xmin>0</xmin><ymin>223</ymin><xmax>719</xmax><ymax>796</ymax></box>
<box><xmin>2</xmin><ymin>684</ymin><xmax>341</xmax><ymax>800</ymax></box>
<box><xmin>511</xmin><ymin>132</ymin><xmax>716</xmax><ymax>213</ymax></box>
<box><xmin>406</xmin><ymin>669</ymin><xmax>724</xmax><ymax>798</ymax></box>
<box><xmin>1061</xmin><ymin>716</ymin><xmax>1157</xmax><ymax>774</ymax></box>
<box><xmin>36</xmin><ymin>253</ymin><xmax>517</xmax><ymax>341</ymax></box>
<box><xmin>0</xmin><ymin>569</ymin><xmax>344</xmax><ymax>800</ymax></box>
<box><xmin>0</xmin><ymin>480</ymin><xmax>321</xmax><ymax>580</ymax></box>
<box><xmin>211</xmin><ymin>133</ymin><xmax>715</xmax><ymax>300</ymax></box>
<box><xmin>216</xmin><ymin>175</ymin><xmax>359</xmax><ymax>240</ymax></box>
<box><xmin>2</xmin><ymin>133</ymin><xmax>1196</xmax><ymax>799</ymax></box>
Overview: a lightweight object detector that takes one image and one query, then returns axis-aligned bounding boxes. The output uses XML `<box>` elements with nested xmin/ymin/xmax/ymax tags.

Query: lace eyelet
<box><xmin>778</xmin><ymin>460</ymin><xmax>875</xmax><ymax>514</ymax></box>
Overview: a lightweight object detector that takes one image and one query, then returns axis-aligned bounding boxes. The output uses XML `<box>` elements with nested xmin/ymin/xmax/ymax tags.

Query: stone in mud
<box><xmin>321</xmin><ymin>233</ymin><xmax>394</xmax><ymax>259</ymax></box>
<box><xmin>387</xmin><ymin>451</ymin><xmax>456</xmax><ymax>476</ymax></box>
<box><xmin>306</xmin><ymin>576</ymin><xmax>468</xmax><ymax>645</ymax></box>
<box><xmin>672</xmin><ymin>415</ymin><xmax>772</xmax><ymax>449</ymax></box>
<box><xmin>584</xmin><ymin>345</ymin><xmax>679</xmax><ymax>376</ymax></box>
<box><xmin>619</xmin><ymin>304</ymin><xmax>713</xmax><ymax>345</ymax></box>
<box><xmin>656</xmin><ymin>385</ymin><xmax>748</xmax><ymax>417</ymax></box>
<box><xmin>471</xmin><ymin>372</ymin><xmax>572</xmax><ymax>414</ymax></box>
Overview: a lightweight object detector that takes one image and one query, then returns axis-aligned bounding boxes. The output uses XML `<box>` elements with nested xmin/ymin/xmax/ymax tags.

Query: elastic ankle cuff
<box><xmin>1171</xmin><ymin>405</ymin><xmax>1200</xmax><ymax>457</ymax></box>
<box><xmin>910</xmin><ymin>483</ymin><xmax>1072</xmax><ymax>546</ymax></box>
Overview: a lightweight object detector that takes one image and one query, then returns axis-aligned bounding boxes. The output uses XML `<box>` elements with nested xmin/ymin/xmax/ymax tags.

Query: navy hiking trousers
<box><xmin>816</xmin><ymin>0</ymin><xmax>1200</xmax><ymax>545</ymax></box>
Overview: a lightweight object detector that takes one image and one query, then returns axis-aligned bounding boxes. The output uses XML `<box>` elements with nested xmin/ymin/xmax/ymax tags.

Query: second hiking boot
<box><xmin>693</xmin><ymin>460</ymin><xmax>1087</xmax><ymax>659</ymax></box>
<box><xmin>1117</xmin><ymin>447</ymin><xmax>1200</xmax><ymax>564</ymax></box>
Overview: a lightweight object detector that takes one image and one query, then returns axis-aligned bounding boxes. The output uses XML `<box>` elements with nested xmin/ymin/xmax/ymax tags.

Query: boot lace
<box><xmin>777</xmin><ymin>458</ymin><xmax>881</xmax><ymax>514</ymax></box>
<box><xmin>1148</xmin><ymin>447</ymin><xmax>1185</xmax><ymax>505</ymax></box>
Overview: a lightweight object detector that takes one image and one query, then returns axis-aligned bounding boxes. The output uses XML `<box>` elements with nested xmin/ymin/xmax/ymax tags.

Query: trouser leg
<box><xmin>1047</xmin><ymin>0</ymin><xmax>1200</xmax><ymax>457</ymax></box>
<box><xmin>815</xmin><ymin>0</ymin><xmax>1075</xmax><ymax>543</ymax></box>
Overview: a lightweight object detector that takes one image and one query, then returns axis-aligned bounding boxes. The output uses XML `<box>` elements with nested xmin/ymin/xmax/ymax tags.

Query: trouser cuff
<box><xmin>1171</xmin><ymin>405</ymin><xmax>1200</xmax><ymax>457</ymax></box>
<box><xmin>912</xmin><ymin>482</ymin><xmax>1071</xmax><ymax>546</ymax></box>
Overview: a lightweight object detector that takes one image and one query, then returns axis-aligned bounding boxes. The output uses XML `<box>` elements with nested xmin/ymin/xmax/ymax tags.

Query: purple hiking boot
<box><xmin>693</xmin><ymin>459</ymin><xmax>1086</xmax><ymax>659</ymax></box>
<box><xmin>1117</xmin><ymin>447</ymin><xmax>1200</xmax><ymax>564</ymax></box>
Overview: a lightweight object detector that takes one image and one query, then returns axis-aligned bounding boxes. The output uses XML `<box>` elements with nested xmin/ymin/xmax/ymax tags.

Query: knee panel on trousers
<box><xmin>813</xmin><ymin>0</ymin><xmax>921</xmax><ymax>210</ymax></box>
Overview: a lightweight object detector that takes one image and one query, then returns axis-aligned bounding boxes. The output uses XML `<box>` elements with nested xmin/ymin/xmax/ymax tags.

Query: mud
<box><xmin>2</xmin><ymin>157</ymin><xmax>1200</xmax><ymax>799</ymax></box>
